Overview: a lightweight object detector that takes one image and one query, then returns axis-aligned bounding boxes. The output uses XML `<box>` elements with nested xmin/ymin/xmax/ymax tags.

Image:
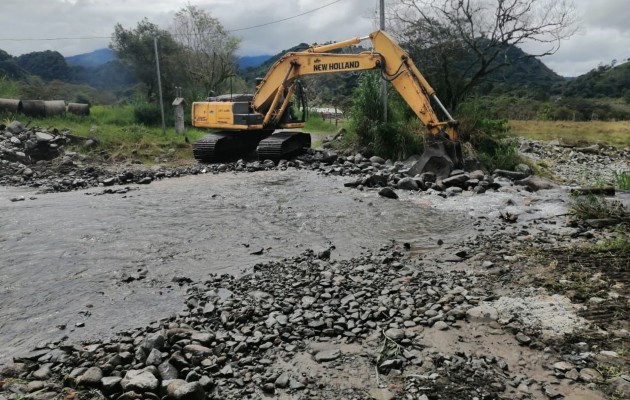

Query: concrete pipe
<box><xmin>0</xmin><ymin>98</ymin><xmax>23</xmax><ymax>114</ymax></box>
<box><xmin>44</xmin><ymin>100</ymin><xmax>66</xmax><ymax>117</ymax></box>
<box><xmin>21</xmin><ymin>100</ymin><xmax>46</xmax><ymax>117</ymax></box>
<box><xmin>67</xmin><ymin>102</ymin><xmax>90</xmax><ymax>116</ymax></box>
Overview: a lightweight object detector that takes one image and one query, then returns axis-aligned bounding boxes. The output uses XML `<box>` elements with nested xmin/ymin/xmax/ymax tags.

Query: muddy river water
<box><xmin>0</xmin><ymin>170</ymin><xmax>474</xmax><ymax>363</ymax></box>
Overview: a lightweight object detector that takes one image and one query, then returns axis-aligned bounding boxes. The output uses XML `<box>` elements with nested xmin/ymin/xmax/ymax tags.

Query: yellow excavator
<box><xmin>192</xmin><ymin>30</ymin><xmax>461</xmax><ymax>174</ymax></box>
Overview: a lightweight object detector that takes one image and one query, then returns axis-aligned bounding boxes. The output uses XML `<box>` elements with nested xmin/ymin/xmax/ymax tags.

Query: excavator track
<box><xmin>257</xmin><ymin>131</ymin><xmax>311</xmax><ymax>161</ymax></box>
<box><xmin>193</xmin><ymin>131</ymin><xmax>272</xmax><ymax>163</ymax></box>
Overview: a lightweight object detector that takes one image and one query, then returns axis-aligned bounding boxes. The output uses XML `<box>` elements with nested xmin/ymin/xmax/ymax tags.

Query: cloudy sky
<box><xmin>0</xmin><ymin>0</ymin><xmax>627</xmax><ymax>77</ymax></box>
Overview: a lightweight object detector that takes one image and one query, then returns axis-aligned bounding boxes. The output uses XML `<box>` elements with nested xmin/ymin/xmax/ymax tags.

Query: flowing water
<box><xmin>0</xmin><ymin>170</ymin><xmax>474</xmax><ymax>363</ymax></box>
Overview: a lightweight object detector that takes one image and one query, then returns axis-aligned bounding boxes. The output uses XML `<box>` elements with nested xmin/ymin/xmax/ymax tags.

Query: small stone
<box><xmin>173</xmin><ymin>381</ymin><xmax>205</xmax><ymax>400</ymax></box>
<box><xmin>77</xmin><ymin>367</ymin><xmax>103</xmax><ymax>387</ymax></box>
<box><xmin>378</xmin><ymin>187</ymin><xmax>398</xmax><ymax>199</ymax></box>
<box><xmin>543</xmin><ymin>385</ymin><xmax>564</xmax><ymax>399</ymax></box>
<box><xmin>579</xmin><ymin>368</ymin><xmax>602</xmax><ymax>383</ymax></box>
<box><xmin>289</xmin><ymin>378</ymin><xmax>305</xmax><ymax>390</ymax></box>
<box><xmin>384</xmin><ymin>328</ymin><xmax>405</xmax><ymax>341</ymax></box>
<box><xmin>314</xmin><ymin>348</ymin><xmax>341</xmax><ymax>362</ymax></box>
<box><xmin>121</xmin><ymin>369</ymin><xmax>159</xmax><ymax>392</ymax></box>
<box><xmin>553</xmin><ymin>361</ymin><xmax>574</xmax><ymax>372</ymax></box>
<box><xmin>433</xmin><ymin>321</ymin><xmax>449</xmax><ymax>330</ymax></box>
<box><xmin>274</xmin><ymin>372</ymin><xmax>290</xmax><ymax>388</ymax></box>
<box><xmin>515</xmin><ymin>333</ymin><xmax>531</xmax><ymax>345</ymax></box>
<box><xmin>368</xmin><ymin>388</ymin><xmax>396</xmax><ymax>400</ymax></box>
<box><xmin>466</xmin><ymin>305</ymin><xmax>498</xmax><ymax>322</ymax></box>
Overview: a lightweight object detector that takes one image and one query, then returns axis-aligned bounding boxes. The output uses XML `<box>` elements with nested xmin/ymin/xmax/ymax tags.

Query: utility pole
<box><xmin>380</xmin><ymin>0</ymin><xmax>387</xmax><ymax>123</ymax></box>
<box><xmin>154</xmin><ymin>37</ymin><xmax>166</xmax><ymax>134</ymax></box>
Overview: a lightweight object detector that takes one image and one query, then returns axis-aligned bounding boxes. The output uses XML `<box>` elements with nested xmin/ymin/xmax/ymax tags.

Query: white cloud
<box><xmin>0</xmin><ymin>0</ymin><xmax>627</xmax><ymax>77</ymax></box>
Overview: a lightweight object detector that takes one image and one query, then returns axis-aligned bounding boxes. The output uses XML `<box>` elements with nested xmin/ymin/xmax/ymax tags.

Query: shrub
<box><xmin>456</xmin><ymin>105</ymin><xmax>520</xmax><ymax>171</ymax></box>
<box><xmin>133</xmin><ymin>102</ymin><xmax>173</xmax><ymax>127</ymax></box>
<box><xmin>349</xmin><ymin>71</ymin><xmax>423</xmax><ymax>159</ymax></box>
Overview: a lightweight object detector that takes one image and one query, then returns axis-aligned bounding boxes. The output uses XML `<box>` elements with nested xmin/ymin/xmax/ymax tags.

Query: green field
<box><xmin>508</xmin><ymin>120</ymin><xmax>630</xmax><ymax>147</ymax></box>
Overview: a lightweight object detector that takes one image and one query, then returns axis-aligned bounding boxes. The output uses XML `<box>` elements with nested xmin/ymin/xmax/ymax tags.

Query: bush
<box><xmin>456</xmin><ymin>104</ymin><xmax>520</xmax><ymax>171</ymax></box>
<box><xmin>348</xmin><ymin>71</ymin><xmax>423</xmax><ymax>160</ymax></box>
<box><xmin>133</xmin><ymin>102</ymin><xmax>173</xmax><ymax>127</ymax></box>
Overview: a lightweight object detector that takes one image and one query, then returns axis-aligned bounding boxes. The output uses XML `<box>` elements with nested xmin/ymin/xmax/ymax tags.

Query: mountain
<box><xmin>0</xmin><ymin>49</ymin><xmax>28</xmax><ymax>80</ymax></box>
<box><xmin>237</xmin><ymin>55</ymin><xmax>272</xmax><ymax>70</ymax></box>
<box><xmin>65</xmin><ymin>48</ymin><xmax>116</xmax><ymax>68</ymax></box>
<box><xmin>17</xmin><ymin>50</ymin><xmax>72</xmax><ymax>81</ymax></box>
<box><xmin>563</xmin><ymin>61</ymin><xmax>630</xmax><ymax>98</ymax></box>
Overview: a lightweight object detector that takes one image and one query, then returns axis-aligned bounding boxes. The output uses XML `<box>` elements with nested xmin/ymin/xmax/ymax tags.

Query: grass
<box><xmin>615</xmin><ymin>171</ymin><xmax>630</xmax><ymax>190</ymax></box>
<box><xmin>1</xmin><ymin>105</ymin><xmax>207</xmax><ymax>164</ymax></box>
<box><xmin>508</xmin><ymin>120</ymin><xmax>630</xmax><ymax>147</ymax></box>
<box><xmin>569</xmin><ymin>194</ymin><xmax>629</xmax><ymax>222</ymax></box>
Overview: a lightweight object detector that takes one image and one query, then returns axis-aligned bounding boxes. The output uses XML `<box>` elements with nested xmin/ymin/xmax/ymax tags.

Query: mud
<box><xmin>0</xmin><ymin>170</ymin><xmax>473</xmax><ymax>364</ymax></box>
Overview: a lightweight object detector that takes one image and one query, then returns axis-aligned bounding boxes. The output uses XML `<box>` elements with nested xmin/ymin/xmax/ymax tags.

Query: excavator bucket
<box><xmin>407</xmin><ymin>140</ymin><xmax>463</xmax><ymax>179</ymax></box>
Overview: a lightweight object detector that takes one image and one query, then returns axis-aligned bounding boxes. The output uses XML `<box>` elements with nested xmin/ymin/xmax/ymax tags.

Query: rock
<box><xmin>442</xmin><ymin>173</ymin><xmax>469</xmax><ymax>187</ymax></box>
<box><xmin>494</xmin><ymin>170</ymin><xmax>528</xmax><ymax>180</ymax></box>
<box><xmin>384</xmin><ymin>328</ymin><xmax>405</xmax><ymax>341</ymax></box>
<box><xmin>378</xmin><ymin>187</ymin><xmax>398</xmax><ymax>199</ymax></box>
<box><xmin>514</xmin><ymin>163</ymin><xmax>533</xmax><ymax>176</ymax></box>
<box><xmin>35</xmin><ymin>132</ymin><xmax>54</xmax><ymax>142</ymax></box>
<box><xmin>173</xmin><ymin>381</ymin><xmax>205</xmax><ymax>400</ymax></box>
<box><xmin>121</xmin><ymin>369</ymin><xmax>159</xmax><ymax>392</ymax></box>
<box><xmin>77</xmin><ymin>367</ymin><xmax>103</xmax><ymax>387</ymax></box>
<box><xmin>314</xmin><ymin>348</ymin><xmax>341</xmax><ymax>362</ymax></box>
<box><xmin>543</xmin><ymin>385</ymin><xmax>564</xmax><ymax>399</ymax></box>
<box><xmin>32</xmin><ymin>363</ymin><xmax>52</xmax><ymax>379</ymax></box>
<box><xmin>301</xmin><ymin>296</ymin><xmax>316</xmax><ymax>308</ymax></box>
<box><xmin>274</xmin><ymin>372</ymin><xmax>290</xmax><ymax>388</ymax></box>
<box><xmin>7</xmin><ymin>121</ymin><xmax>25</xmax><ymax>134</ymax></box>
<box><xmin>0</xmin><ymin>363</ymin><xmax>27</xmax><ymax>377</ymax></box>
<box><xmin>466</xmin><ymin>305</ymin><xmax>498</xmax><ymax>322</ymax></box>
<box><xmin>433</xmin><ymin>321</ymin><xmax>449</xmax><ymax>330</ymax></box>
<box><xmin>552</xmin><ymin>361</ymin><xmax>574</xmax><ymax>372</ymax></box>
<box><xmin>369</xmin><ymin>388</ymin><xmax>397</xmax><ymax>400</ymax></box>
<box><xmin>515</xmin><ymin>333</ymin><xmax>532</xmax><ymax>345</ymax></box>
<box><xmin>576</xmin><ymin>144</ymin><xmax>599</xmax><ymax>154</ymax></box>
<box><xmin>158</xmin><ymin>361</ymin><xmax>178</xmax><ymax>381</ymax></box>
<box><xmin>289</xmin><ymin>378</ymin><xmax>306</xmax><ymax>390</ymax></box>
<box><xmin>611</xmin><ymin>375</ymin><xmax>630</xmax><ymax>394</ymax></box>
<box><xmin>101</xmin><ymin>376</ymin><xmax>123</xmax><ymax>394</ymax></box>
<box><xmin>370</xmin><ymin>156</ymin><xmax>385</xmax><ymax>164</ymax></box>
<box><xmin>138</xmin><ymin>177</ymin><xmax>153</xmax><ymax>184</ymax></box>
<box><xmin>397</xmin><ymin>177</ymin><xmax>419</xmax><ymax>191</ymax></box>
<box><xmin>515</xmin><ymin>176</ymin><xmax>557</xmax><ymax>191</ymax></box>
<box><xmin>578</xmin><ymin>368</ymin><xmax>602</xmax><ymax>382</ymax></box>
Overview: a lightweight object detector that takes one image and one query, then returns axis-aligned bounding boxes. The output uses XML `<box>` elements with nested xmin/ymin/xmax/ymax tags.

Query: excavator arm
<box><xmin>251</xmin><ymin>31</ymin><xmax>458</xmax><ymax>141</ymax></box>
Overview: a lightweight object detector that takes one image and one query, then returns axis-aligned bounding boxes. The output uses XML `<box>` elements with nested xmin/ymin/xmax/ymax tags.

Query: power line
<box><xmin>0</xmin><ymin>0</ymin><xmax>345</xmax><ymax>42</ymax></box>
<box><xmin>228</xmin><ymin>0</ymin><xmax>344</xmax><ymax>32</ymax></box>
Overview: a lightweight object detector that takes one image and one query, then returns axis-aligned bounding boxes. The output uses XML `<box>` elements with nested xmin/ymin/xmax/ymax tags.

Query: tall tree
<box><xmin>391</xmin><ymin>0</ymin><xmax>577</xmax><ymax>111</ymax></box>
<box><xmin>111</xmin><ymin>18</ymin><xmax>183</xmax><ymax>101</ymax></box>
<box><xmin>171</xmin><ymin>5</ymin><xmax>240</xmax><ymax>99</ymax></box>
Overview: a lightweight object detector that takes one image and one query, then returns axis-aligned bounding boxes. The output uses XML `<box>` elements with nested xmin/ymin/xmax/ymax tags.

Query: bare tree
<box><xmin>390</xmin><ymin>0</ymin><xmax>578</xmax><ymax>111</ymax></box>
<box><xmin>171</xmin><ymin>5</ymin><xmax>241</xmax><ymax>99</ymax></box>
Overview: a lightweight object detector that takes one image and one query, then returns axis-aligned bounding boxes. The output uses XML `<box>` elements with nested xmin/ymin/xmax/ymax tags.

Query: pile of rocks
<box><xmin>518</xmin><ymin>139</ymin><xmax>630</xmax><ymax>185</ymax></box>
<box><xmin>1</xmin><ymin>245</ymin><xmax>572</xmax><ymax>399</ymax></box>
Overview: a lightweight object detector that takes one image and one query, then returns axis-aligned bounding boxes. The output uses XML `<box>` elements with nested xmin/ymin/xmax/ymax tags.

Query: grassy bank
<box><xmin>2</xmin><ymin>105</ymin><xmax>207</xmax><ymax>164</ymax></box>
<box><xmin>1</xmin><ymin>105</ymin><xmax>351</xmax><ymax>163</ymax></box>
<box><xmin>508</xmin><ymin>120</ymin><xmax>630</xmax><ymax>147</ymax></box>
